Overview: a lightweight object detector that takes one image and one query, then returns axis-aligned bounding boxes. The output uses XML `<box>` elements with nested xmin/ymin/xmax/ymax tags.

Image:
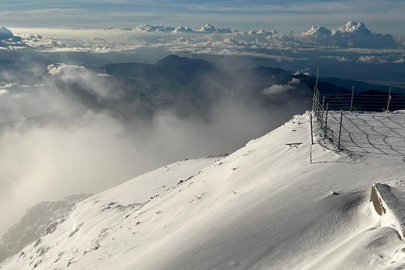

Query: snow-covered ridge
<box><xmin>2</xmin><ymin>112</ymin><xmax>405</xmax><ymax>269</ymax></box>
<box><xmin>0</xmin><ymin>194</ymin><xmax>91</xmax><ymax>264</ymax></box>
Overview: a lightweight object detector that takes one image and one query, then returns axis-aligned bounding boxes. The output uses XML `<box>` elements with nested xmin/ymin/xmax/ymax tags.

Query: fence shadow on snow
<box><xmin>312</xmin><ymin>86</ymin><xmax>405</xmax><ymax>156</ymax></box>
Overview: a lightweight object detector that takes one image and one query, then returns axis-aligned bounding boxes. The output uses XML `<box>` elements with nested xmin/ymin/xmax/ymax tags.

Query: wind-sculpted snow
<box><xmin>3</xmin><ymin>113</ymin><xmax>405</xmax><ymax>269</ymax></box>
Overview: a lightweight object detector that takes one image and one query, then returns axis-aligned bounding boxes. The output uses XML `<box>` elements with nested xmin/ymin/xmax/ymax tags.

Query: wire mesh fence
<box><xmin>312</xmin><ymin>87</ymin><xmax>405</xmax><ymax>156</ymax></box>
<box><xmin>322</xmin><ymin>93</ymin><xmax>405</xmax><ymax>112</ymax></box>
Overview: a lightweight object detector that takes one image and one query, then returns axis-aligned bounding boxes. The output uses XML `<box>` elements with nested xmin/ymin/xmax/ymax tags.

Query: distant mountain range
<box><xmin>3</xmin><ymin>54</ymin><xmax>404</xmax><ymax>128</ymax></box>
<box><xmin>82</xmin><ymin>55</ymin><xmax>405</xmax><ymax>118</ymax></box>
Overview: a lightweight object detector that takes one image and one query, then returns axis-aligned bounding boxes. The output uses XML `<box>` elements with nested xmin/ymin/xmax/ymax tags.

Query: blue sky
<box><xmin>0</xmin><ymin>0</ymin><xmax>404</xmax><ymax>35</ymax></box>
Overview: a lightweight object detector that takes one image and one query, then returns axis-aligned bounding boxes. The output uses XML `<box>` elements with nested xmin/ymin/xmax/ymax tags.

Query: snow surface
<box><xmin>2</xmin><ymin>112</ymin><xmax>405</xmax><ymax>269</ymax></box>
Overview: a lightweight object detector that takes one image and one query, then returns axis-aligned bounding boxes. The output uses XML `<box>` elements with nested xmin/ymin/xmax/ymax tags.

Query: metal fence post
<box><xmin>338</xmin><ymin>109</ymin><xmax>343</xmax><ymax>149</ymax></box>
<box><xmin>312</xmin><ymin>86</ymin><xmax>317</xmax><ymax>112</ymax></box>
<box><xmin>387</xmin><ymin>87</ymin><xmax>392</xmax><ymax>113</ymax></box>
<box><xmin>312</xmin><ymin>65</ymin><xmax>320</xmax><ymax>117</ymax></box>
<box><xmin>321</xmin><ymin>98</ymin><xmax>325</xmax><ymax>128</ymax></box>
<box><xmin>325</xmin><ymin>103</ymin><xmax>329</xmax><ymax>131</ymax></box>
<box><xmin>350</xmin><ymin>86</ymin><xmax>355</xmax><ymax>112</ymax></box>
<box><xmin>310</xmin><ymin>113</ymin><xmax>314</xmax><ymax>145</ymax></box>
<box><xmin>312</xmin><ymin>90</ymin><xmax>315</xmax><ymax>112</ymax></box>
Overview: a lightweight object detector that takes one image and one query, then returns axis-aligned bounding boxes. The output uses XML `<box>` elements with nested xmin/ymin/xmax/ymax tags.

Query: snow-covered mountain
<box><xmin>0</xmin><ymin>195</ymin><xmax>91</xmax><ymax>264</ymax></box>
<box><xmin>2</xmin><ymin>112</ymin><xmax>405</xmax><ymax>269</ymax></box>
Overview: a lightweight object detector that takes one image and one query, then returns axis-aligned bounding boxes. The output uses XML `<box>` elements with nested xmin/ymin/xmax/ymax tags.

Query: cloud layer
<box><xmin>6</xmin><ymin>21</ymin><xmax>402</xmax><ymax>61</ymax></box>
<box><xmin>99</xmin><ymin>21</ymin><xmax>398</xmax><ymax>50</ymax></box>
<box><xmin>1</xmin><ymin>21</ymin><xmax>402</xmax><ymax>84</ymax></box>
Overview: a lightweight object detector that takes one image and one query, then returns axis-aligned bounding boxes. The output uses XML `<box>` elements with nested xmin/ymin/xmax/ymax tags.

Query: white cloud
<box><xmin>358</xmin><ymin>55</ymin><xmax>387</xmax><ymax>64</ymax></box>
<box><xmin>294</xmin><ymin>68</ymin><xmax>310</xmax><ymax>76</ymax></box>
<box><xmin>394</xmin><ymin>58</ymin><xmax>405</xmax><ymax>63</ymax></box>
<box><xmin>302</xmin><ymin>26</ymin><xmax>331</xmax><ymax>37</ymax></box>
<box><xmin>262</xmin><ymin>78</ymin><xmax>301</xmax><ymax>95</ymax></box>
<box><xmin>320</xmin><ymin>55</ymin><xmax>351</xmax><ymax>62</ymax></box>
<box><xmin>333</xmin><ymin>21</ymin><xmax>372</xmax><ymax>35</ymax></box>
<box><xmin>0</xmin><ymin>26</ymin><xmax>26</xmax><ymax>48</ymax></box>
<box><xmin>298</xmin><ymin>21</ymin><xmax>398</xmax><ymax>49</ymax></box>
<box><xmin>172</xmin><ymin>26</ymin><xmax>195</xmax><ymax>33</ymax></box>
<box><xmin>195</xmin><ymin>24</ymin><xmax>233</xmax><ymax>34</ymax></box>
<box><xmin>11</xmin><ymin>93</ymin><xmax>29</xmax><ymax>98</ymax></box>
<box><xmin>0</xmin><ymin>82</ymin><xmax>17</xmax><ymax>88</ymax></box>
<box><xmin>134</xmin><ymin>24</ymin><xmax>175</xmax><ymax>33</ymax></box>
<box><xmin>0</xmin><ymin>89</ymin><xmax>9</xmax><ymax>96</ymax></box>
<box><xmin>248</xmin><ymin>29</ymin><xmax>277</xmax><ymax>35</ymax></box>
<box><xmin>47</xmin><ymin>64</ymin><xmax>87</xmax><ymax>76</ymax></box>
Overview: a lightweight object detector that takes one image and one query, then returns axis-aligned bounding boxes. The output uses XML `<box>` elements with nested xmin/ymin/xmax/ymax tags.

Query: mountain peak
<box><xmin>154</xmin><ymin>54</ymin><xmax>213</xmax><ymax>68</ymax></box>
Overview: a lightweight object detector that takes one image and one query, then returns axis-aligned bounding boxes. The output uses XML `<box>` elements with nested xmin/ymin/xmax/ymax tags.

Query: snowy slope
<box><xmin>2</xmin><ymin>112</ymin><xmax>405</xmax><ymax>270</ymax></box>
<box><xmin>0</xmin><ymin>195</ymin><xmax>90</xmax><ymax>263</ymax></box>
